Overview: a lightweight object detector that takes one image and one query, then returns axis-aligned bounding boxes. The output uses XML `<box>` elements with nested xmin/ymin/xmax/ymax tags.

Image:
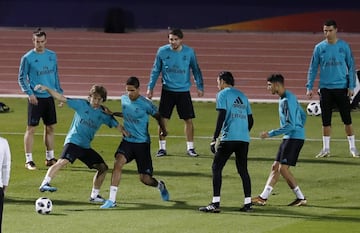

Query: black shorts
<box><xmin>319</xmin><ymin>88</ymin><xmax>352</xmax><ymax>126</ymax></box>
<box><xmin>275</xmin><ymin>139</ymin><xmax>304</xmax><ymax>166</ymax></box>
<box><xmin>115</xmin><ymin>140</ymin><xmax>153</xmax><ymax>176</ymax></box>
<box><xmin>60</xmin><ymin>143</ymin><xmax>106</xmax><ymax>169</ymax></box>
<box><xmin>213</xmin><ymin>141</ymin><xmax>249</xmax><ymax>173</ymax></box>
<box><xmin>159</xmin><ymin>89</ymin><xmax>195</xmax><ymax>119</ymax></box>
<box><xmin>27</xmin><ymin>97</ymin><xmax>57</xmax><ymax>126</ymax></box>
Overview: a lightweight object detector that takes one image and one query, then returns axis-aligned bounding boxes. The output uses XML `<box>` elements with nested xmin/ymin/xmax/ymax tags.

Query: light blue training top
<box><xmin>18</xmin><ymin>49</ymin><xmax>63</xmax><ymax>97</ymax></box>
<box><xmin>64</xmin><ymin>98</ymin><xmax>119</xmax><ymax>148</ymax></box>
<box><xmin>121</xmin><ymin>95</ymin><xmax>158</xmax><ymax>143</ymax></box>
<box><xmin>148</xmin><ymin>44</ymin><xmax>204</xmax><ymax>92</ymax></box>
<box><xmin>268</xmin><ymin>90</ymin><xmax>306</xmax><ymax>140</ymax></box>
<box><xmin>216</xmin><ymin>87</ymin><xmax>252</xmax><ymax>142</ymax></box>
<box><xmin>306</xmin><ymin>39</ymin><xmax>356</xmax><ymax>91</ymax></box>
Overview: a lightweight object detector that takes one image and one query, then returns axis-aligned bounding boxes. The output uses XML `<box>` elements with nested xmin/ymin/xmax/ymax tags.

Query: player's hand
<box><xmin>197</xmin><ymin>90</ymin><xmax>204</xmax><ymax>97</ymax></box>
<box><xmin>210</xmin><ymin>140</ymin><xmax>216</xmax><ymax>154</ymax></box>
<box><xmin>260</xmin><ymin>131</ymin><xmax>269</xmax><ymax>139</ymax></box>
<box><xmin>146</xmin><ymin>89</ymin><xmax>153</xmax><ymax>99</ymax></box>
<box><xmin>28</xmin><ymin>95</ymin><xmax>38</xmax><ymax>105</ymax></box>
<box><xmin>348</xmin><ymin>89</ymin><xmax>354</xmax><ymax>97</ymax></box>
<box><xmin>306</xmin><ymin>89</ymin><xmax>313</xmax><ymax>99</ymax></box>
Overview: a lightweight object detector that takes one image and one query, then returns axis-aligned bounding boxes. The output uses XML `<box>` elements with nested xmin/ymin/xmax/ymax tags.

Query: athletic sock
<box><xmin>323</xmin><ymin>136</ymin><xmax>330</xmax><ymax>151</ymax></box>
<box><xmin>46</xmin><ymin>150</ymin><xmax>55</xmax><ymax>160</ymax></box>
<box><xmin>91</xmin><ymin>188</ymin><xmax>100</xmax><ymax>199</ymax></box>
<box><xmin>25</xmin><ymin>153</ymin><xmax>33</xmax><ymax>163</ymax></box>
<box><xmin>260</xmin><ymin>185</ymin><xmax>273</xmax><ymax>199</ymax></box>
<box><xmin>293</xmin><ymin>186</ymin><xmax>305</xmax><ymax>199</ymax></box>
<box><xmin>109</xmin><ymin>186</ymin><xmax>118</xmax><ymax>202</ymax></box>
<box><xmin>187</xmin><ymin>141</ymin><xmax>194</xmax><ymax>150</ymax></box>
<box><xmin>212</xmin><ymin>196</ymin><xmax>220</xmax><ymax>204</ymax></box>
<box><xmin>40</xmin><ymin>176</ymin><xmax>51</xmax><ymax>188</ymax></box>
<box><xmin>347</xmin><ymin>135</ymin><xmax>356</xmax><ymax>149</ymax></box>
<box><xmin>159</xmin><ymin>140</ymin><xmax>166</xmax><ymax>150</ymax></box>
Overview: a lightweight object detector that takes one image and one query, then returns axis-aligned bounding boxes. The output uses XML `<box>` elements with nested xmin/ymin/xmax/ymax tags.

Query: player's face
<box><xmin>323</xmin><ymin>25</ymin><xmax>337</xmax><ymax>42</ymax></box>
<box><xmin>89</xmin><ymin>94</ymin><xmax>103</xmax><ymax>108</ymax></box>
<box><xmin>168</xmin><ymin>34</ymin><xmax>182</xmax><ymax>51</ymax></box>
<box><xmin>33</xmin><ymin>35</ymin><xmax>47</xmax><ymax>53</ymax></box>
<box><xmin>267</xmin><ymin>81</ymin><xmax>276</xmax><ymax>94</ymax></box>
<box><xmin>126</xmin><ymin>85</ymin><xmax>140</xmax><ymax>101</ymax></box>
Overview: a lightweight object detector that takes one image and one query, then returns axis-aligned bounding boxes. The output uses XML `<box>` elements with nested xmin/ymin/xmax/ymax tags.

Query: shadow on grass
<box><xmin>6</xmin><ymin>196</ymin><xmax>360</xmax><ymax>222</ymax></box>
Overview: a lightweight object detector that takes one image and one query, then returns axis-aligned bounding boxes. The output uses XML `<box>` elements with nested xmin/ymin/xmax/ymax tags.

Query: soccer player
<box><xmin>18</xmin><ymin>28</ymin><xmax>63</xmax><ymax>170</ymax></box>
<box><xmin>101</xmin><ymin>76</ymin><xmax>169</xmax><ymax>209</ymax></box>
<box><xmin>199</xmin><ymin>71</ymin><xmax>253</xmax><ymax>213</ymax></box>
<box><xmin>306</xmin><ymin>19</ymin><xmax>359</xmax><ymax>158</ymax></box>
<box><xmin>36</xmin><ymin>84</ymin><xmax>125</xmax><ymax>203</ymax></box>
<box><xmin>252</xmin><ymin>74</ymin><xmax>307</xmax><ymax>207</ymax></box>
<box><xmin>146</xmin><ymin>28</ymin><xmax>204</xmax><ymax>157</ymax></box>
<box><xmin>0</xmin><ymin>136</ymin><xmax>11</xmax><ymax>232</ymax></box>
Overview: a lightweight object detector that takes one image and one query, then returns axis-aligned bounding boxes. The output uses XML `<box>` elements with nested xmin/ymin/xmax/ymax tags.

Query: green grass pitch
<box><xmin>0</xmin><ymin>97</ymin><xmax>359</xmax><ymax>233</ymax></box>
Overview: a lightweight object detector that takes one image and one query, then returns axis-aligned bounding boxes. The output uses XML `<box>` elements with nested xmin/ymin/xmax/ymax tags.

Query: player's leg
<box><xmin>156</xmin><ymin>89</ymin><xmax>175</xmax><ymax>157</ymax></box>
<box><xmin>234</xmin><ymin>142</ymin><xmax>252</xmax><ymax>212</ymax></box>
<box><xmin>101</xmin><ymin>141</ymin><xmax>129</xmax><ymax>208</ymax></box>
<box><xmin>176</xmin><ymin>91</ymin><xmax>197</xmax><ymax>156</ymax></box>
<box><xmin>137</xmin><ymin>142</ymin><xmax>169</xmax><ymax>201</ymax></box>
<box><xmin>199</xmin><ymin>142</ymin><xmax>231</xmax><ymax>213</ymax></box>
<box><xmin>24</xmin><ymin>100</ymin><xmax>41</xmax><ymax>170</ymax></box>
<box><xmin>336</xmin><ymin>89</ymin><xmax>359</xmax><ymax>157</ymax></box>
<box><xmin>317</xmin><ymin>89</ymin><xmax>333</xmax><ymax>157</ymax></box>
<box><xmin>43</xmin><ymin>97</ymin><xmax>58</xmax><ymax>166</ymax></box>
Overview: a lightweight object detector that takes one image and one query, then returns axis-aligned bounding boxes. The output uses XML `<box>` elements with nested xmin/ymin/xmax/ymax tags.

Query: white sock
<box><xmin>260</xmin><ymin>185</ymin><xmax>273</xmax><ymax>199</ymax></box>
<box><xmin>91</xmin><ymin>188</ymin><xmax>100</xmax><ymax>199</ymax></box>
<box><xmin>159</xmin><ymin>140</ymin><xmax>166</xmax><ymax>150</ymax></box>
<box><xmin>323</xmin><ymin>136</ymin><xmax>330</xmax><ymax>151</ymax></box>
<box><xmin>25</xmin><ymin>153</ymin><xmax>33</xmax><ymax>163</ymax></box>
<box><xmin>212</xmin><ymin>196</ymin><xmax>220</xmax><ymax>203</ymax></box>
<box><xmin>40</xmin><ymin>176</ymin><xmax>51</xmax><ymax>188</ymax></box>
<box><xmin>46</xmin><ymin>150</ymin><xmax>55</xmax><ymax>160</ymax></box>
<box><xmin>187</xmin><ymin>141</ymin><xmax>194</xmax><ymax>150</ymax></box>
<box><xmin>109</xmin><ymin>186</ymin><xmax>118</xmax><ymax>202</ymax></box>
<box><xmin>244</xmin><ymin>197</ymin><xmax>251</xmax><ymax>205</ymax></box>
<box><xmin>293</xmin><ymin>186</ymin><xmax>305</xmax><ymax>199</ymax></box>
<box><xmin>347</xmin><ymin>135</ymin><xmax>356</xmax><ymax>149</ymax></box>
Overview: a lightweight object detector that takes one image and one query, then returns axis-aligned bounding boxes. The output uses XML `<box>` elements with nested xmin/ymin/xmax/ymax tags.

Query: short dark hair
<box><xmin>324</xmin><ymin>19</ymin><xmax>337</xmax><ymax>29</ymax></box>
<box><xmin>218</xmin><ymin>71</ymin><xmax>235</xmax><ymax>86</ymax></box>
<box><xmin>126</xmin><ymin>76</ymin><xmax>140</xmax><ymax>88</ymax></box>
<box><xmin>168</xmin><ymin>28</ymin><xmax>183</xmax><ymax>39</ymax></box>
<box><xmin>33</xmin><ymin>28</ymin><xmax>47</xmax><ymax>38</ymax></box>
<box><xmin>267</xmin><ymin>74</ymin><xmax>284</xmax><ymax>84</ymax></box>
<box><xmin>89</xmin><ymin>84</ymin><xmax>107</xmax><ymax>102</ymax></box>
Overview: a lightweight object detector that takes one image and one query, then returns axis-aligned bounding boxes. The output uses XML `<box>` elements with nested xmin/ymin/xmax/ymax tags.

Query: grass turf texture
<box><xmin>1</xmin><ymin>97</ymin><xmax>360</xmax><ymax>233</ymax></box>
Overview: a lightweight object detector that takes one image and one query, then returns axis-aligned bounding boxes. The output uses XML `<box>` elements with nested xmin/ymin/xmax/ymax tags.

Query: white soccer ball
<box><xmin>307</xmin><ymin>101</ymin><xmax>321</xmax><ymax>116</ymax></box>
<box><xmin>35</xmin><ymin>197</ymin><xmax>53</xmax><ymax>215</ymax></box>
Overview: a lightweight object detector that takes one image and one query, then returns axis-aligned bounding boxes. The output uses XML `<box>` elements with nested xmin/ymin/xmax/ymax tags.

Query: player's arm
<box><xmin>152</xmin><ymin>112</ymin><xmax>167</xmax><ymax>137</ymax></box>
<box><xmin>34</xmin><ymin>84</ymin><xmax>67</xmax><ymax>103</ymax></box>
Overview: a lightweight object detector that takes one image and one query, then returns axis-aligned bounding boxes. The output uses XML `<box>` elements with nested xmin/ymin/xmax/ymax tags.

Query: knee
<box><xmin>97</xmin><ymin>163</ymin><xmax>108</xmax><ymax>173</ymax></box>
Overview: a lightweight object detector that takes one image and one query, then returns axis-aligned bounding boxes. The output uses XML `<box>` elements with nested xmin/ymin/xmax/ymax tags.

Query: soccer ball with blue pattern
<box><xmin>35</xmin><ymin>197</ymin><xmax>53</xmax><ymax>214</ymax></box>
<box><xmin>307</xmin><ymin>101</ymin><xmax>321</xmax><ymax>116</ymax></box>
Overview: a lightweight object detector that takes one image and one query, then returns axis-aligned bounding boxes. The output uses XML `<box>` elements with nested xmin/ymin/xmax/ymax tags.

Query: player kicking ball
<box><xmin>100</xmin><ymin>76</ymin><xmax>169</xmax><ymax>209</ymax></box>
<box><xmin>36</xmin><ymin>84</ymin><xmax>125</xmax><ymax>204</ymax></box>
